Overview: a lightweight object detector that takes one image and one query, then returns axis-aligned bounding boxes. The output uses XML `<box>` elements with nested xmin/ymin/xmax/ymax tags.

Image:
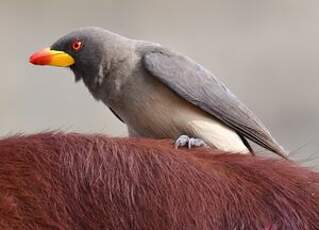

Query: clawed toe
<box><xmin>175</xmin><ymin>135</ymin><xmax>207</xmax><ymax>149</ymax></box>
<box><xmin>188</xmin><ymin>138</ymin><xmax>207</xmax><ymax>149</ymax></box>
<box><xmin>175</xmin><ymin>135</ymin><xmax>190</xmax><ymax>149</ymax></box>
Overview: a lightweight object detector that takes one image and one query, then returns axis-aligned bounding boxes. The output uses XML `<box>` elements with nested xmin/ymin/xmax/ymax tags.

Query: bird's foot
<box><xmin>174</xmin><ymin>135</ymin><xmax>207</xmax><ymax>149</ymax></box>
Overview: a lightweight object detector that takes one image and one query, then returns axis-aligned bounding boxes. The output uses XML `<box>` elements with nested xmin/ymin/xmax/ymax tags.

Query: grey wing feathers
<box><xmin>142</xmin><ymin>49</ymin><xmax>288</xmax><ymax>159</ymax></box>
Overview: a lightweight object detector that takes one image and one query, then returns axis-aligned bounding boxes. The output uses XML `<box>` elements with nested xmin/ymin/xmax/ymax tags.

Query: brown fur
<box><xmin>0</xmin><ymin>132</ymin><xmax>318</xmax><ymax>230</ymax></box>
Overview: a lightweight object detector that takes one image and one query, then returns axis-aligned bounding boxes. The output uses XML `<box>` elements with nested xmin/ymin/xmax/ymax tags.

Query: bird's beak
<box><xmin>29</xmin><ymin>48</ymin><xmax>75</xmax><ymax>67</ymax></box>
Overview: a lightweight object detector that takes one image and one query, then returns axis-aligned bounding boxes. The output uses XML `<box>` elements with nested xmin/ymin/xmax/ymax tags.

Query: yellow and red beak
<box><xmin>29</xmin><ymin>48</ymin><xmax>75</xmax><ymax>67</ymax></box>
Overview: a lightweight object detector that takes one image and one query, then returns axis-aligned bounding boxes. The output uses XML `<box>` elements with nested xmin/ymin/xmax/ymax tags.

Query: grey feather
<box><xmin>142</xmin><ymin>48</ymin><xmax>288</xmax><ymax>158</ymax></box>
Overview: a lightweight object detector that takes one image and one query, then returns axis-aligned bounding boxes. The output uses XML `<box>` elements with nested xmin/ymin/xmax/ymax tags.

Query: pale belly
<box><xmin>120</xmin><ymin>80</ymin><xmax>249</xmax><ymax>153</ymax></box>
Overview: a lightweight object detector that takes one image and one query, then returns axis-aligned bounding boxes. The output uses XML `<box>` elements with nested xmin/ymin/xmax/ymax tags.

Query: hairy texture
<box><xmin>0</xmin><ymin>132</ymin><xmax>318</xmax><ymax>230</ymax></box>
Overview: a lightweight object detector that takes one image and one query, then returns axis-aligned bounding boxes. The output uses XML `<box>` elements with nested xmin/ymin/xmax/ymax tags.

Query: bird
<box><xmin>29</xmin><ymin>27</ymin><xmax>288</xmax><ymax>158</ymax></box>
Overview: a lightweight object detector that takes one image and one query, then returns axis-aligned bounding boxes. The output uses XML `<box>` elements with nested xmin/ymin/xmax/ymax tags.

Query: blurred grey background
<box><xmin>1</xmin><ymin>0</ymin><xmax>319</xmax><ymax>165</ymax></box>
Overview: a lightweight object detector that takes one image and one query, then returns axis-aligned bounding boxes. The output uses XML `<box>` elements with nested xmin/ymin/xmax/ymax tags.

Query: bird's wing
<box><xmin>142</xmin><ymin>49</ymin><xmax>288</xmax><ymax>158</ymax></box>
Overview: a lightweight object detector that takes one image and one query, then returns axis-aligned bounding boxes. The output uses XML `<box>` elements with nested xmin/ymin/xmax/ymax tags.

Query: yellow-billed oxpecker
<box><xmin>30</xmin><ymin>27</ymin><xmax>288</xmax><ymax>158</ymax></box>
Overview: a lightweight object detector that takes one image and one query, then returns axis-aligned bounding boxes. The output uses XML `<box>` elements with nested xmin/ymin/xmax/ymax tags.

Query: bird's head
<box><xmin>29</xmin><ymin>27</ymin><xmax>119</xmax><ymax>93</ymax></box>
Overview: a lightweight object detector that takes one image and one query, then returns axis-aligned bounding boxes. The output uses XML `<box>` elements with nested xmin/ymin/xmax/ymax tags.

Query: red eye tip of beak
<box><xmin>29</xmin><ymin>49</ymin><xmax>51</xmax><ymax>65</ymax></box>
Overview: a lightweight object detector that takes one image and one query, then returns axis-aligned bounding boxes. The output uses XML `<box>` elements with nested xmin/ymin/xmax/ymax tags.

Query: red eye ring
<box><xmin>72</xmin><ymin>40</ymin><xmax>83</xmax><ymax>51</ymax></box>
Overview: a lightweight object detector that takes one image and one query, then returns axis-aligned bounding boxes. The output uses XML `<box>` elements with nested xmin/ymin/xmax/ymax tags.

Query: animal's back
<box><xmin>0</xmin><ymin>132</ymin><xmax>318</xmax><ymax>229</ymax></box>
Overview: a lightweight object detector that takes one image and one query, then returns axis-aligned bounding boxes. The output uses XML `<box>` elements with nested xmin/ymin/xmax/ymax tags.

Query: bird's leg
<box><xmin>175</xmin><ymin>135</ymin><xmax>207</xmax><ymax>149</ymax></box>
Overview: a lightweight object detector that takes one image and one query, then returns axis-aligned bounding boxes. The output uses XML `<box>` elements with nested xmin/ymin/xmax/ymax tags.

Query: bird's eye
<box><xmin>72</xmin><ymin>40</ymin><xmax>83</xmax><ymax>51</ymax></box>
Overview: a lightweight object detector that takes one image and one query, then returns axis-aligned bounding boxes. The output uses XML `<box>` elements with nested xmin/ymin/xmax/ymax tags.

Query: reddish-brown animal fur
<box><xmin>0</xmin><ymin>132</ymin><xmax>318</xmax><ymax>230</ymax></box>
